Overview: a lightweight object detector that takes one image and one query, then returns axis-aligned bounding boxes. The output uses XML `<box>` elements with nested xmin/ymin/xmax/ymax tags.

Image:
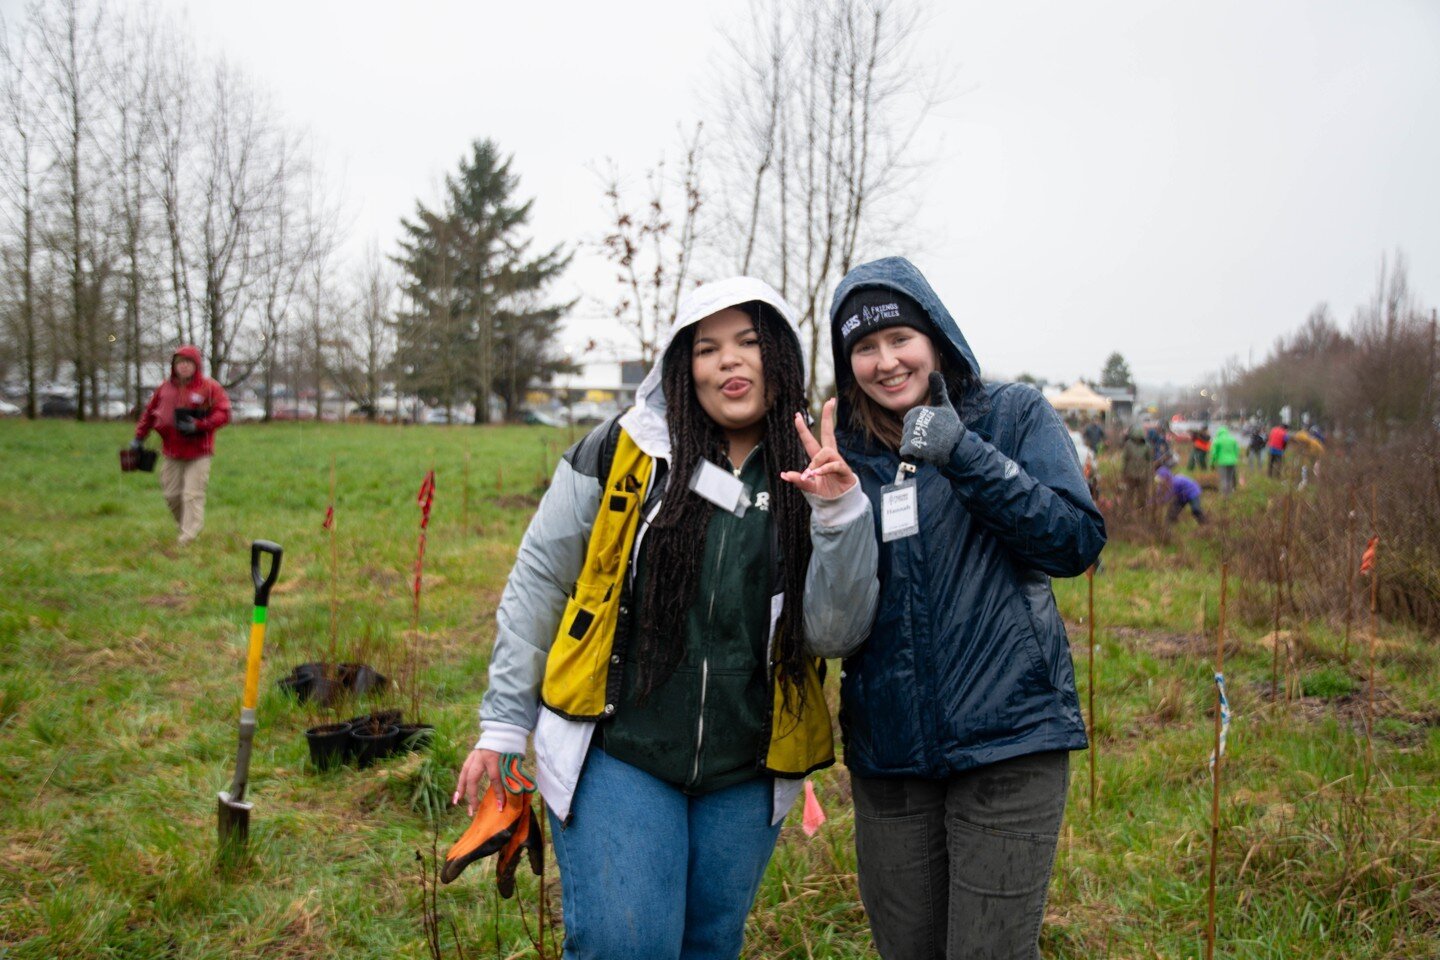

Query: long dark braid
<box><xmin>634</xmin><ymin>302</ymin><xmax>814</xmax><ymax>713</ymax></box>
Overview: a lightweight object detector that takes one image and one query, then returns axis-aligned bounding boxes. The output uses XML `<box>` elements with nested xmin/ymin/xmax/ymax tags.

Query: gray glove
<box><xmin>129</xmin><ymin>438</ymin><xmax>144</xmax><ymax>452</ymax></box>
<box><xmin>176</xmin><ymin>415</ymin><xmax>198</xmax><ymax>436</ymax></box>
<box><xmin>899</xmin><ymin>372</ymin><xmax>964</xmax><ymax>465</ymax></box>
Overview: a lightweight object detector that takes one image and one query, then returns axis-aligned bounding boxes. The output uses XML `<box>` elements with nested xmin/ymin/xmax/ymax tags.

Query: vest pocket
<box><xmin>542</xmin><ymin>581</ymin><xmax>615</xmax><ymax>718</ymax></box>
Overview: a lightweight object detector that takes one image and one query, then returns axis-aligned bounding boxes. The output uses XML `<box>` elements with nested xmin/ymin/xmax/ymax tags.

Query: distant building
<box><xmin>1094</xmin><ymin>386</ymin><xmax>1136</xmax><ymax>423</ymax></box>
<box><xmin>530</xmin><ymin>358</ymin><xmax>645</xmax><ymax>413</ymax></box>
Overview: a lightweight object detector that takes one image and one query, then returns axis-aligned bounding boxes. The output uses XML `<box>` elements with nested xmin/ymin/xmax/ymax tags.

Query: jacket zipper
<box><xmin>688</xmin><ymin>449</ymin><xmax>754</xmax><ymax>789</ymax></box>
<box><xmin>690</xmin><ymin>522</ymin><xmax>728</xmax><ymax>787</ymax></box>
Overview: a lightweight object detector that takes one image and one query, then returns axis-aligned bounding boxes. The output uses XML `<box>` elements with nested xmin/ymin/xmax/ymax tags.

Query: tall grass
<box><xmin>1</xmin><ymin>420</ymin><xmax>1437</xmax><ymax>958</ymax></box>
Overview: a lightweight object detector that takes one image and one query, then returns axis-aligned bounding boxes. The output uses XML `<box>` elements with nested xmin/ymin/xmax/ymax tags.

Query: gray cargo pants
<box><xmin>851</xmin><ymin>751</ymin><xmax>1070</xmax><ymax>960</ymax></box>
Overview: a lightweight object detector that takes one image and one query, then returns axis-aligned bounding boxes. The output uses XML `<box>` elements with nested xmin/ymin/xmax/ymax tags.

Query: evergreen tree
<box><xmin>393</xmin><ymin>140</ymin><xmax>572</xmax><ymax>421</ymax></box>
<box><xmin>1100</xmin><ymin>352</ymin><xmax>1134</xmax><ymax>389</ymax></box>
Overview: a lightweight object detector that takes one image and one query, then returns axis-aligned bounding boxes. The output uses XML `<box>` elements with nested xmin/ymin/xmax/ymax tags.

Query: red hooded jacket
<box><xmin>135</xmin><ymin>345</ymin><xmax>232</xmax><ymax>460</ymax></box>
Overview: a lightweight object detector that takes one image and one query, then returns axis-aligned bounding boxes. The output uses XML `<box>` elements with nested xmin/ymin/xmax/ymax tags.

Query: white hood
<box><xmin>618</xmin><ymin>277</ymin><xmax>806</xmax><ymax>460</ymax></box>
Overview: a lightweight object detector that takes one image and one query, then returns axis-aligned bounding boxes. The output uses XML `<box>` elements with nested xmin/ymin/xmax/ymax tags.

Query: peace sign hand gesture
<box><xmin>780</xmin><ymin>398</ymin><xmax>858</xmax><ymax>499</ymax></box>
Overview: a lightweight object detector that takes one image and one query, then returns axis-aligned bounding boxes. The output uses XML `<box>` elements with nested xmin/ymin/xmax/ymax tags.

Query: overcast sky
<box><xmin>80</xmin><ymin>0</ymin><xmax>1440</xmax><ymax>386</ymax></box>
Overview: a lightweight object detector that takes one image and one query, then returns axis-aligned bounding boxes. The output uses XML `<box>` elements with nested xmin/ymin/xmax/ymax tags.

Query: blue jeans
<box><xmin>547</xmin><ymin>747</ymin><xmax>782</xmax><ymax>960</ymax></box>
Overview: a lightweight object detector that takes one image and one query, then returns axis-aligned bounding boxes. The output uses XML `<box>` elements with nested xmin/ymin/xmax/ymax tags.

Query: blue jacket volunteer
<box><xmin>831</xmin><ymin>257</ymin><xmax>1105</xmax><ymax>960</ymax></box>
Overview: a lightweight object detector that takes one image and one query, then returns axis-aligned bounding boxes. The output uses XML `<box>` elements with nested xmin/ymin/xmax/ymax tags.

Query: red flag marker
<box><xmin>802</xmin><ymin>780</ymin><xmax>826</xmax><ymax>836</ymax></box>
<box><xmin>1359</xmin><ymin>536</ymin><xmax>1378</xmax><ymax>575</ymax></box>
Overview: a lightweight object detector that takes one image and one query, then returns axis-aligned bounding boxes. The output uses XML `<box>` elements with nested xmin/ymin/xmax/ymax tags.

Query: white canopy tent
<box><xmin>1047</xmin><ymin>382</ymin><xmax>1113</xmax><ymax>415</ymax></box>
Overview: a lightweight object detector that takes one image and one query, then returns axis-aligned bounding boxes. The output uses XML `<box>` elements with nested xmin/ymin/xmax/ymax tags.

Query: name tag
<box><xmin>688</xmin><ymin>458</ymin><xmax>750</xmax><ymax>517</ymax></box>
<box><xmin>880</xmin><ymin>462</ymin><xmax>919</xmax><ymax>542</ymax></box>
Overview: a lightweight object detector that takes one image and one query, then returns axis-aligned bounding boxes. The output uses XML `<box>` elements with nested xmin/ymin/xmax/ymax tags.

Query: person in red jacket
<box><xmin>131</xmin><ymin>345</ymin><xmax>231</xmax><ymax>544</ymax></box>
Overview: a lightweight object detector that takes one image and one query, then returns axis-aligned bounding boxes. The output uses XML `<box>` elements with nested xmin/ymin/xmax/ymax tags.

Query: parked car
<box><xmin>1167</xmin><ymin>417</ymin><xmax>1208</xmax><ymax>442</ymax></box>
<box><xmin>0</xmin><ymin>398</ymin><xmax>20</xmax><ymax>417</ymax></box>
<box><xmin>40</xmin><ymin>395</ymin><xmax>77</xmax><ymax>418</ymax></box>
<box><xmin>271</xmin><ymin>404</ymin><xmax>316</xmax><ymax>421</ymax></box>
<box><xmin>232</xmin><ymin>403</ymin><xmax>266</xmax><ymax>422</ymax></box>
<box><xmin>522</xmin><ymin>408</ymin><xmax>566</xmax><ymax>428</ymax></box>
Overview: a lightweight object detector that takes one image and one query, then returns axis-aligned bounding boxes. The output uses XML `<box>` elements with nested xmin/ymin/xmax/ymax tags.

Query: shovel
<box><xmin>218</xmin><ymin>540</ymin><xmax>283</xmax><ymax>851</ymax></box>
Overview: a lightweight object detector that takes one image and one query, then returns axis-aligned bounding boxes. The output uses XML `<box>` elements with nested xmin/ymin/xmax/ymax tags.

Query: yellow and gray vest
<box><xmin>540</xmin><ymin>427</ymin><xmax>834</xmax><ymax>779</ymax></box>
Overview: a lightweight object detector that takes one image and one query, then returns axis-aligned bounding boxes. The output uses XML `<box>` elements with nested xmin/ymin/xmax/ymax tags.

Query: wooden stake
<box><xmin>327</xmin><ymin>454</ymin><xmax>339</xmax><ymax>671</ymax></box>
<box><xmin>462</xmin><ymin>450</ymin><xmax>470</xmax><ymax>531</ymax></box>
<box><xmin>1342</xmin><ymin>485</ymin><xmax>1356</xmax><ymax>665</ymax></box>
<box><xmin>1281</xmin><ymin>490</ymin><xmax>1294</xmax><ymax>702</ymax></box>
<box><xmin>1087</xmin><ymin>565</ymin><xmax>1097</xmax><ymax>809</ymax></box>
<box><xmin>1206</xmin><ymin>561</ymin><xmax>1229</xmax><ymax>960</ymax></box>
<box><xmin>1270</xmin><ymin>498</ymin><xmax>1283</xmax><ymax>700</ymax></box>
<box><xmin>1364</xmin><ymin>484</ymin><xmax>1379</xmax><ymax>784</ymax></box>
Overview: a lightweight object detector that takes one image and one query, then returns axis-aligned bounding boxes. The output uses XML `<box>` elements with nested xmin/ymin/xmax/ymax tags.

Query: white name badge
<box><xmin>688</xmin><ymin>458</ymin><xmax>751</xmax><ymax>517</ymax></box>
<box><xmin>880</xmin><ymin>462</ymin><xmax>919</xmax><ymax>542</ymax></box>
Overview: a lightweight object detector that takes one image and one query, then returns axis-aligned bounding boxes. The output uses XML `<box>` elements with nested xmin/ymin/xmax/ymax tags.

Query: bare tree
<box><xmin>255</xmin><ymin>146</ymin><xmax>331</xmax><ymax>419</ymax></box>
<box><xmin>0</xmin><ymin>10</ymin><xmax>45</xmax><ymax>417</ymax></box>
<box><xmin>708</xmin><ymin>0</ymin><xmax>942</xmax><ymax>400</ymax></box>
<box><xmin>155</xmin><ymin>53</ymin><xmax>292</xmax><ymax>386</ymax></box>
<box><xmin>332</xmin><ymin>244</ymin><xmax>395</xmax><ymax>420</ymax></box>
<box><xmin>109</xmin><ymin>3</ymin><xmax>161</xmax><ymax>414</ymax></box>
<box><xmin>598</xmin><ymin>124</ymin><xmax>704</xmax><ymax>364</ymax></box>
<box><xmin>36</xmin><ymin>0</ymin><xmax>115</xmax><ymax>419</ymax></box>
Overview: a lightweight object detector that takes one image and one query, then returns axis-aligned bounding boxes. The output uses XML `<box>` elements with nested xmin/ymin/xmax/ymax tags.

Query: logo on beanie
<box><xmin>840</xmin><ymin>314</ymin><xmax>862</xmax><ymax>338</ymax></box>
<box><xmin>862</xmin><ymin>303</ymin><xmax>901</xmax><ymax>322</ymax></box>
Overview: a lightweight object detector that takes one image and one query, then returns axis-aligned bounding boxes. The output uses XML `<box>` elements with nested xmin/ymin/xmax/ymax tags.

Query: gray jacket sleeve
<box><xmin>801</xmin><ymin>481</ymin><xmax>879</xmax><ymax>659</ymax></box>
<box><xmin>478</xmin><ymin>456</ymin><xmax>600</xmax><ymax>743</ymax></box>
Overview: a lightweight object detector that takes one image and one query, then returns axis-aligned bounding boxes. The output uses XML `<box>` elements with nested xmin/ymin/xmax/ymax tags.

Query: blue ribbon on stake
<box><xmin>1209</xmin><ymin>671</ymin><xmax>1231</xmax><ymax>771</ymax></box>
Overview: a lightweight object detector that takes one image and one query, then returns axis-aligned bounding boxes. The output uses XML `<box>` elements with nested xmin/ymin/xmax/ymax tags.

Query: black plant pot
<box><xmin>339</xmin><ymin>663</ymin><xmax>388</xmax><ymax>697</ymax></box>
<box><xmin>394</xmin><ymin>722</ymin><xmax>435</xmax><ymax>753</ymax></box>
<box><xmin>346</xmin><ymin>709</ymin><xmax>402</xmax><ymax>730</ymax></box>
<box><xmin>305</xmin><ymin>721</ymin><xmax>353</xmax><ymax>771</ymax></box>
<box><xmin>350</xmin><ymin>722</ymin><xmax>400</xmax><ymax>769</ymax></box>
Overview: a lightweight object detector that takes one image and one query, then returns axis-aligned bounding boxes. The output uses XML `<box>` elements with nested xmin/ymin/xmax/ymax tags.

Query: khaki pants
<box><xmin>160</xmin><ymin>455</ymin><xmax>212</xmax><ymax>544</ymax></box>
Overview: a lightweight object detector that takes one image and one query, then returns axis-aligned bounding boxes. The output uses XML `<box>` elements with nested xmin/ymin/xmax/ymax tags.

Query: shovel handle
<box><xmin>251</xmin><ymin>541</ymin><xmax>283</xmax><ymax>607</ymax></box>
<box><xmin>242</xmin><ymin>541</ymin><xmax>282</xmax><ymax>711</ymax></box>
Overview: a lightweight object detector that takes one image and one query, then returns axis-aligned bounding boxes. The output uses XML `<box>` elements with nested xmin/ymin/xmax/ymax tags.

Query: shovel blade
<box><xmin>217</xmin><ymin>791</ymin><xmax>252</xmax><ymax>849</ymax></box>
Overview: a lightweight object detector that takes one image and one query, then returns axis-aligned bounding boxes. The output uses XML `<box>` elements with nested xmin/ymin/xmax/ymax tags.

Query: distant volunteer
<box><xmin>453</xmin><ymin>278</ymin><xmax>878</xmax><ymax>960</ymax></box>
<box><xmin>1210</xmin><ymin>425</ymin><xmax>1240</xmax><ymax>495</ymax></box>
<box><xmin>828</xmin><ymin>258</ymin><xmax>1106</xmax><ymax>960</ymax></box>
<box><xmin>1156</xmin><ymin>466</ymin><xmax>1207</xmax><ymax>525</ymax></box>
<box><xmin>132</xmin><ymin>345</ymin><xmax>231</xmax><ymax>545</ymax></box>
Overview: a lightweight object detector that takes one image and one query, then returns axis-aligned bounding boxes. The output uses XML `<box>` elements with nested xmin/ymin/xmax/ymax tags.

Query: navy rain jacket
<box><xmin>831</xmin><ymin>257</ymin><xmax>1106</xmax><ymax>779</ymax></box>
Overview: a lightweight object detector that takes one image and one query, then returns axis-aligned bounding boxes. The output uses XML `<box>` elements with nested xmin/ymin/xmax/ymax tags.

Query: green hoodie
<box><xmin>1210</xmin><ymin>426</ymin><xmax>1240</xmax><ymax>467</ymax></box>
<box><xmin>601</xmin><ymin>445</ymin><xmax>776</xmax><ymax>795</ymax></box>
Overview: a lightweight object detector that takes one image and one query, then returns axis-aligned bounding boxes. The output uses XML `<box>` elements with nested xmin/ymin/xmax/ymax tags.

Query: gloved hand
<box><xmin>129</xmin><ymin>438</ymin><xmax>144</xmax><ymax>452</ymax></box>
<box><xmin>176</xmin><ymin>415</ymin><xmax>198</xmax><ymax>436</ymax></box>
<box><xmin>899</xmin><ymin>372</ymin><xmax>964</xmax><ymax>466</ymax></box>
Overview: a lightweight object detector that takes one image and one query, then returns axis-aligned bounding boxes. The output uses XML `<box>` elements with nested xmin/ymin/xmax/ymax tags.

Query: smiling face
<box><xmin>690</xmin><ymin>306</ymin><xmax>768</xmax><ymax>441</ymax></box>
<box><xmin>849</xmin><ymin>325</ymin><xmax>940</xmax><ymax>414</ymax></box>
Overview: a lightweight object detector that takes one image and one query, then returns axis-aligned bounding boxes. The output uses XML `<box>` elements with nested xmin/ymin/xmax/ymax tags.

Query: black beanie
<box><xmin>836</xmin><ymin>287</ymin><xmax>932</xmax><ymax>355</ymax></box>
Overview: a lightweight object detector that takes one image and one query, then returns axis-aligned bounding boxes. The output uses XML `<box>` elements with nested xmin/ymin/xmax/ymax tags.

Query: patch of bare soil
<box><xmin>1266</xmin><ymin>685</ymin><xmax>1440</xmax><ymax>743</ymax></box>
<box><xmin>1108</xmin><ymin>625</ymin><xmax>1245</xmax><ymax>660</ymax></box>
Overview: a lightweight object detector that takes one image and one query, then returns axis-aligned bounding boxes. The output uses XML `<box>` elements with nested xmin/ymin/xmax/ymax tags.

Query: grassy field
<box><xmin>1</xmin><ymin>420</ymin><xmax>1437</xmax><ymax>959</ymax></box>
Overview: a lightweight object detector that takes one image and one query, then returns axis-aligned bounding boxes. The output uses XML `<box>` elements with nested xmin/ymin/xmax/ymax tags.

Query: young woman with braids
<box><xmin>454</xmin><ymin>277</ymin><xmax>878</xmax><ymax>960</ymax></box>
